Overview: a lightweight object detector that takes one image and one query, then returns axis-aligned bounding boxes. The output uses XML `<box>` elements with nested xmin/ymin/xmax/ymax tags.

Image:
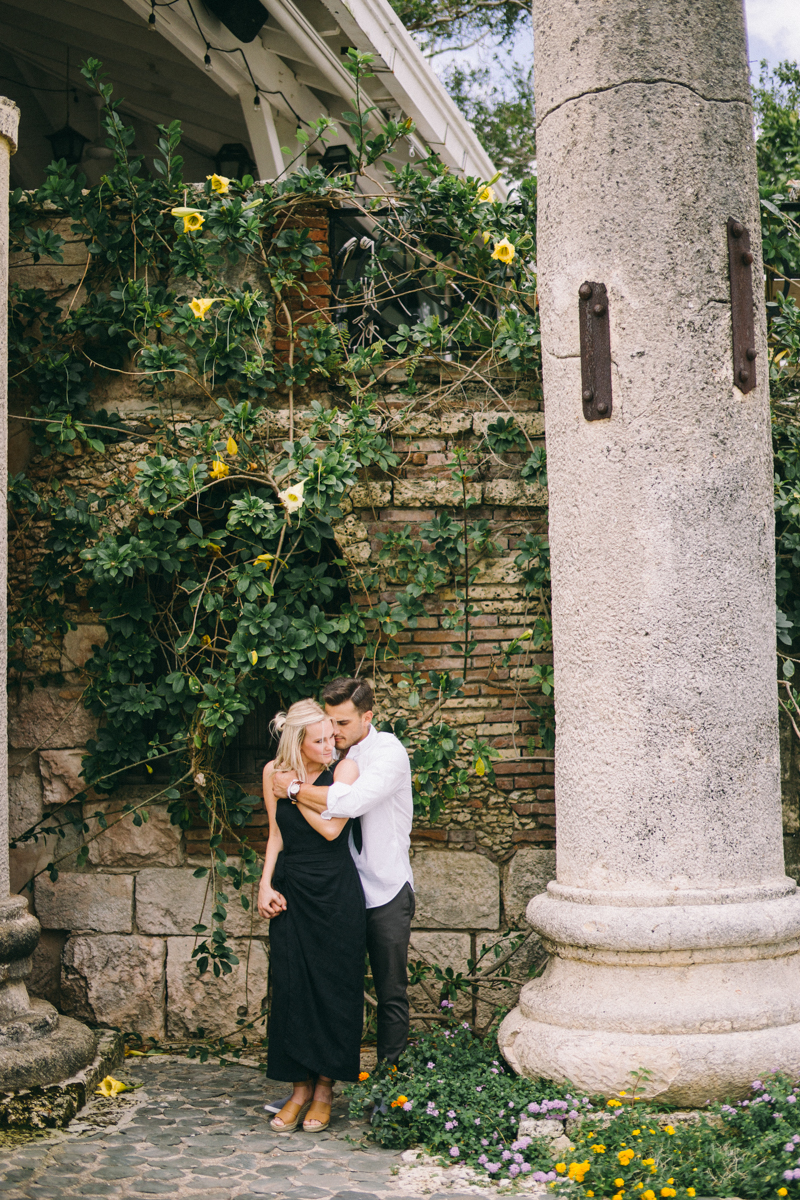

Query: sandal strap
<box><xmin>275</xmin><ymin>1099</ymin><xmax>304</xmax><ymax>1123</ymax></box>
<box><xmin>304</xmin><ymin>1100</ymin><xmax>331</xmax><ymax>1123</ymax></box>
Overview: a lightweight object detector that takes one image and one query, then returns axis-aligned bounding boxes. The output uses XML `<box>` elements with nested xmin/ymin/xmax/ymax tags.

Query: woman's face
<box><xmin>301</xmin><ymin>718</ymin><xmax>335</xmax><ymax>766</ymax></box>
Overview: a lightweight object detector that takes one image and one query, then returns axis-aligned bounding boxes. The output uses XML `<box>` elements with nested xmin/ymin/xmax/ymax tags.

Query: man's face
<box><xmin>325</xmin><ymin>699</ymin><xmax>372</xmax><ymax>751</ymax></box>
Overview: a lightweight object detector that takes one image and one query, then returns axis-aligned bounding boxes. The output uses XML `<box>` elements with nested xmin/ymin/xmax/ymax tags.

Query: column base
<box><xmin>498</xmin><ymin>888</ymin><xmax>800</xmax><ymax>1105</ymax></box>
<box><xmin>0</xmin><ymin>1003</ymin><xmax>97</xmax><ymax>1091</ymax></box>
<box><xmin>499</xmin><ymin>1010</ymin><xmax>800</xmax><ymax>1107</ymax></box>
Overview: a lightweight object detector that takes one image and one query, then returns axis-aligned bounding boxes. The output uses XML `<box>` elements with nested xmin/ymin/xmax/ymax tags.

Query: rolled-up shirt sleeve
<box><xmin>323</xmin><ymin>743</ymin><xmax>409</xmax><ymax>819</ymax></box>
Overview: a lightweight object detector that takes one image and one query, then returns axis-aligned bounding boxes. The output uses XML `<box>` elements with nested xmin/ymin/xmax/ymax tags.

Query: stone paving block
<box><xmin>61</xmin><ymin>933</ymin><xmax>166</xmax><ymax>1037</ymax></box>
<box><xmin>166</xmin><ymin>937</ymin><xmax>269</xmax><ymax>1041</ymax></box>
<box><xmin>136</xmin><ymin>869</ymin><xmax>270</xmax><ymax>937</ymax></box>
<box><xmin>86</xmin><ymin>790</ymin><xmax>184</xmax><ymax>868</ymax></box>
<box><xmin>35</xmin><ymin>871</ymin><xmax>134</xmax><ymax>933</ymax></box>
<box><xmin>410</xmin><ymin>849</ymin><xmax>499</xmax><ymax>929</ymax></box>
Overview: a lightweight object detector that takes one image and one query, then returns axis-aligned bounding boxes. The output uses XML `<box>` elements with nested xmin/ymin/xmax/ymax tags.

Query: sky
<box><xmin>745</xmin><ymin>0</ymin><xmax>800</xmax><ymax>77</ymax></box>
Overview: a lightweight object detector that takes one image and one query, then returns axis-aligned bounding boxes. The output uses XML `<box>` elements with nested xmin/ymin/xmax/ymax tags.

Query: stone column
<box><xmin>0</xmin><ymin>97</ymin><xmax>96</xmax><ymax>1093</ymax></box>
<box><xmin>498</xmin><ymin>1</ymin><xmax>800</xmax><ymax>1104</ymax></box>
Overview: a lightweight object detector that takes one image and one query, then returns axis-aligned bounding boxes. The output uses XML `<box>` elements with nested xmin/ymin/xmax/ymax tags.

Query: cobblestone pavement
<box><xmin>0</xmin><ymin>1055</ymin><xmax>487</xmax><ymax>1200</ymax></box>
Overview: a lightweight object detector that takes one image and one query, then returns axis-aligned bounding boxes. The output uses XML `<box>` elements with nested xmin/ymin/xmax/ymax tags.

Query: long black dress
<box><xmin>266</xmin><ymin>767</ymin><xmax>366</xmax><ymax>1083</ymax></box>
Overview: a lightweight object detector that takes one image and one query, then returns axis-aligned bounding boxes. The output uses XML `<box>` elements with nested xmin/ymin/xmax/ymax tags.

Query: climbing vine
<box><xmin>7</xmin><ymin>58</ymin><xmax>549</xmax><ymax>983</ymax></box>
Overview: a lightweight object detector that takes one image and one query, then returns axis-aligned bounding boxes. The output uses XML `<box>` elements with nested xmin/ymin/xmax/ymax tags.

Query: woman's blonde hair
<box><xmin>270</xmin><ymin>698</ymin><xmax>328</xmax><ymax>779</ymax></box>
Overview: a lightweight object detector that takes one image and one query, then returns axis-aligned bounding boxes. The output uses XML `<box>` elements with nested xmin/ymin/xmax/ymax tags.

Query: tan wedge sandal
<box><xmin>270</xmin><ymin>1095</ymin><xmax>312</xmax><ymax>1133</ymax></box>
<box><xmin>303</xmin><ymin>1099</ymin><xmax>331</xmax><ymax>1132</ymax></box>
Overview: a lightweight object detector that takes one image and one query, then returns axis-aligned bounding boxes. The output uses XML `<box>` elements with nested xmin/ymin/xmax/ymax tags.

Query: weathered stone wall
<box><xmin>7</xmin><ymin>201</ymin><xmax>560</xmax><ymax>1038</ymax></box>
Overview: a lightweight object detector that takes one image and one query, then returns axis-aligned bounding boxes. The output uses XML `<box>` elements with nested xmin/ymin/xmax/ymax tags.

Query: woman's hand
<box><xmin>258</xmin><ymin>882</ymin><xmax>287</xmax><ymax>919</ymax></box>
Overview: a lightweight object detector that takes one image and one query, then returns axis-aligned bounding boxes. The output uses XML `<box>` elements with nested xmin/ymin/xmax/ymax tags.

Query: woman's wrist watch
<box><xmin>287</xmin><ymin>779</ymin><xmax>302</xmax><ymax>801</ymax></box>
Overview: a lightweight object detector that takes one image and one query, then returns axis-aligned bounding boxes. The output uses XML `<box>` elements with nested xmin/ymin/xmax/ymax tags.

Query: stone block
<box><xmin>35</xmin><ymin>872</ymin><xmax>134</xmax><ymax>933</ymax></box>
<box><xmin>39</xmin><ymin>749</ymin><xmax>87</xmax><ymax>808</ymax></box>
<box><xmin>8</xmin><ymin>687</ymin><xmax>98</xmax><ymax>750</ymax></box>
<box><xmin>411</xmin><ymin>850</ymin><xmax>500</xmax><ymax>929</ymax></box>
<box><xmin>85</xmin><ymin>789</ymin><xmax>184</xmax><ymax>868</ymax></box>
<box><xmin>28</xmin><ymin>930</ymin><xmax>67</xmax><ymax>1006</ymax></box>
<box><xmin>61</xmin><ymin>624</ymin><xmax>107</xmax><ymax>672</ymax></box>
<box><xmin>61</xmin><ymin>934</ymin><xmax>166</xmax><ymax>1038</ymax></box>
<box><xmin>351</xmin><ymin>482</ymin><xmax>392</xmax><ymax>507</ymax></box>
<box><xmin>503</xmin><ymin>847</ymin><xmax>557</xmax><ymax>926</ymax></box>
<box><xmin>393</xmin><ymin>413</ymin><xmax>472</xmax><ymax>437</ymax></box>
<box><xmin>8</xmin><ymin>750</ymin><xmax>43</xmax><ymax>841</ymax></box>
<box><xmin>136</xmin><ymin>867</ymin><xmax>271</xmax><ymax>937</ymax></box>
<box><xmin>394</xmin><ymin>479</ymin><xmax>482</xmax><ymax>508</ymax></box>
<box><xmin>482</xmin><ymin>480</ymin><xmax>548</xmax><ymax>507</ymax></box>
<box><xmin>517</xmin><ymin>1117</ymin><xmax>565</xmax><ymax>1139</ymax></box>
<box><xmin>472</xmin><ymin>411</ymin><xmax>545</xmax><ymax>437</ymax></box>
<box><xmin>409</xmin><ymin>931</ymin><xmax>472</xmax><ymax>972</ymax></box>
<box><xmin>408</xmin><ymin>932</ymin><xmax>472</xmax><ymax>1021</ymax></box>
<box><xmin>472</xmin><ymin>556</ymin><xmax>524</xmax><ymax>586</ymax></box>
<box><xmin>166</xmin><ymin>937</ymin><xmax>269</xmax><ymax>1041</ymax></box>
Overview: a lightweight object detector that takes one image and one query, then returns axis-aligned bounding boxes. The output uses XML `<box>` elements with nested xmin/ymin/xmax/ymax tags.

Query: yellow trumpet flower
<box><xmin>491</xmin><ymin>237</ymin><xmax>516</xmax><ymax>264</ymax></box>
<box><xmin>209</xmin><ymin>460</ymin><xmax>229</xmax><ymax>480</ymax></box>
<box><xmin>95</xmin><ymin>1076</ymin><xmax>129</xmax><ymax>1097</ymax></box>
<box><xmin>278</xmin><ymin>480</ymin><xmax>305</xmax><ymax>513</ymax></box>
<box><xmin>475</xmin><ymin>757</ymin><xmax>486</xmax><ymax>777</ymax></box>
<box><xmin>226</xmin><ymin>436</ymin><xmax>239</xmax><ymax>456</ymax></box>
<box><xmin>250</xmin><ymin>650</ymin><xmax>258</xmax><ymax>665</ymax></box>
<box><xmin>190</xmin><ymin>298</ymin><xmax>216</xmax><ymax>319</ymax></box>
<box><xmin>254</xmin><ymin>553</ymin><xmax>274</xmax><ymax>567</ymax></box>
<box><xmin>170</xmin><ymin>207</ymin><xmax>204</xmax><ymax>233</ymax></box>
<box><xmin>207</xmin><ymin>173</ymin><xmax>230</xmax><ymax>194</ymax></box>
<box><xmin>477</xmin><ymin>185</ymin><xmax>496</xmax><ymax>203</ymax></box>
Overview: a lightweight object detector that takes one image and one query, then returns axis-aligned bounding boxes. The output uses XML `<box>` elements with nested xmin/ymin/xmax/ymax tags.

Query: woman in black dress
<box><xmin>257</xmin><ymin>698</ymin><xmax>365</xmax><ymax>1133</ymax></box>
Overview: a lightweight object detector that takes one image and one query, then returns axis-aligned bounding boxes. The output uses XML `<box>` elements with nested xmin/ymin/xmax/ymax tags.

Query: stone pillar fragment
<box><xmin>498</xmin><ymin>1</ymin><xmax>800</xmax><ymax>1104</ymax></box>
<box><xmin>0</xmin><ymin>97</ymin><xmax>95</xmax><ymax>1095</ymax></box>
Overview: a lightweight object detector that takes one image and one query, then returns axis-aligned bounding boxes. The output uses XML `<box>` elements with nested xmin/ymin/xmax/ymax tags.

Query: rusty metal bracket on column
<box><xmin>578</xmin><ymin>281</ymin><xmax>612</xmax><ymax>420</ymax></box>
<box><xmin>727</xmin><ymin>217</ymin><xmax>757</xmax><ymax>394</ymax></box>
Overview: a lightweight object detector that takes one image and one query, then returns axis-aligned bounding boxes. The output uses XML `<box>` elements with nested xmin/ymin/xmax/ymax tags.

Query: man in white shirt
<box><xmin>271</xmin><ymin>677</ymin><xmax>415</xmax><ymax>1066</ymax></box>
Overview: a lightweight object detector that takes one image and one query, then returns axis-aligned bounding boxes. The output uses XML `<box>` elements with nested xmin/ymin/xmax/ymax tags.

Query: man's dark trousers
<box><xmin>366</xmin><ymin>882</ymin><xmax>415</xmax><ymax>1064</ymax></box>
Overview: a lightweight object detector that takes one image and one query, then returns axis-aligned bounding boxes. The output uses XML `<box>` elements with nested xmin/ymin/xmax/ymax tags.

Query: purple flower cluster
<box><xmin>449</xmin><ymin>1146</ymin><xmax>459</xmax><ymax>1158</ymax></box>
<box><xmin>527</xmin><ymin>1098</ymin><xmax>571</xmax><ymax>1114</ymax></box>
<box><xmin>511</xmin><ymin>1137</ymin><xmax>533</xmax><ymax>1152</ymax></box>
<box><xmin>444</xmin><ymin>1121</ymin><xmax>457</xmax><ymax>1131</ymax></box>
<box><xmin>440</xmin><ymin>999</ymin><xmax>454</xmax><ymax>1009</ymax></box>
<box><xmin>532</xmin><ymin>1170</ymin><xmax>559</xmax><ymax>1182</ymax></box>
<box><xmin>402</xmin><ymin>1101</ymin><xmax>413</xmax><ymax>1112</ymax></box>
<box><xmin>784</xmin><ymin>1169</ymin><xmax>800</xmax><ymax>1182</ymax></box>
<box><xmin>426</xmin><ymin>1102</ymin><xmax>439</xmax><ymax>1117</ymax></box>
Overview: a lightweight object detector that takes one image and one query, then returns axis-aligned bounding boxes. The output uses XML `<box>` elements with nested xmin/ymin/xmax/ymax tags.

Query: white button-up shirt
<box><xmin>323</xmin><ymin>724</ymin><xmax>414</xmax><ymax>909</ymax></box>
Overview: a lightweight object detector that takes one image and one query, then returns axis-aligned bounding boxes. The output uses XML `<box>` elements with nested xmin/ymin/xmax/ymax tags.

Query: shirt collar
<box><xmin>348</xmin><ymin>723</ymin><xmax>376</xmax><ymax>760</ymax></box>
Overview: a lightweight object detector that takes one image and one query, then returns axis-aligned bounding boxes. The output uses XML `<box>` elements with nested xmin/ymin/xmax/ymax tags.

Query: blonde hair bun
<box><xmin>271</xmin><ymin>698</ymin><xmax>328</xmax><ymax>779</ymax></box>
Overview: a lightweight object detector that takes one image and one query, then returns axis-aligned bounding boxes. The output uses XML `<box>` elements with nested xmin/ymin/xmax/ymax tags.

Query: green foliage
<box><xmin>350</xmin><ymin>1041</ymin><xmax>800</xmax><ymax>1200</ymax></box>
<box><xmin>347</xmin><ymin>1022</ymin><xmax>575</xmax><ymax>1169</ymax></box>
<box><xmin>8</xmin><ymin>59</ymin><xmax>549</xmax><ymax>922</ymax></box>
<box><xmin>756</xmin><ymin>62</ymin><xmax>800</xmax><ymax>302</ymax></box>
<box><xmin>443</xmin><ymin>63</ymin><xmax>535</xmax><ymax>185</ymax></box>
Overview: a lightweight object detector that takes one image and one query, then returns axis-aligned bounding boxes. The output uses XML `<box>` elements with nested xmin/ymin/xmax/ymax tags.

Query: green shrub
<box><xmin>349</xmin><ymin>1033</ymin><xmax>800</xmax><ymax>1199</ymax></box>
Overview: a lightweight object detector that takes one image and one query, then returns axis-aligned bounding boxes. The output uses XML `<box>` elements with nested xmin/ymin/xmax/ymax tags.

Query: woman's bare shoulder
<box><xmin>333</xmin><ymin>758</ymin><xmax>359</xmax><ymax>784</ymax></box>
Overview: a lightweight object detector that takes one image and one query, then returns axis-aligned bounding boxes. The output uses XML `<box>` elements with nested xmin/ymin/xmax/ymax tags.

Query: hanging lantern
<box><xmin>46</xmin><ymin>125</ymin><xmax>90</xmax><ymax>167</ymax></box>
<box><xmin>214</xmin><ymin>143</ymin><xmax>257</xmax><ymax>180</ymax></box>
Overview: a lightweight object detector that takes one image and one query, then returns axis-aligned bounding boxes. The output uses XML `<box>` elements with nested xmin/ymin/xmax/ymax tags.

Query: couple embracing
<box><xmin>258</xmin><ymin>677</ymin><xmax>414</xmax><ymax>1133</ymax></box>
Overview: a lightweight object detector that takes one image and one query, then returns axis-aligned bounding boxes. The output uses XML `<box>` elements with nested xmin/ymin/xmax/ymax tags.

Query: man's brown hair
<box><xmin>322</xmin><ymin>677</ymin><xmax>374</xmax><ymax>713</ymax></box>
